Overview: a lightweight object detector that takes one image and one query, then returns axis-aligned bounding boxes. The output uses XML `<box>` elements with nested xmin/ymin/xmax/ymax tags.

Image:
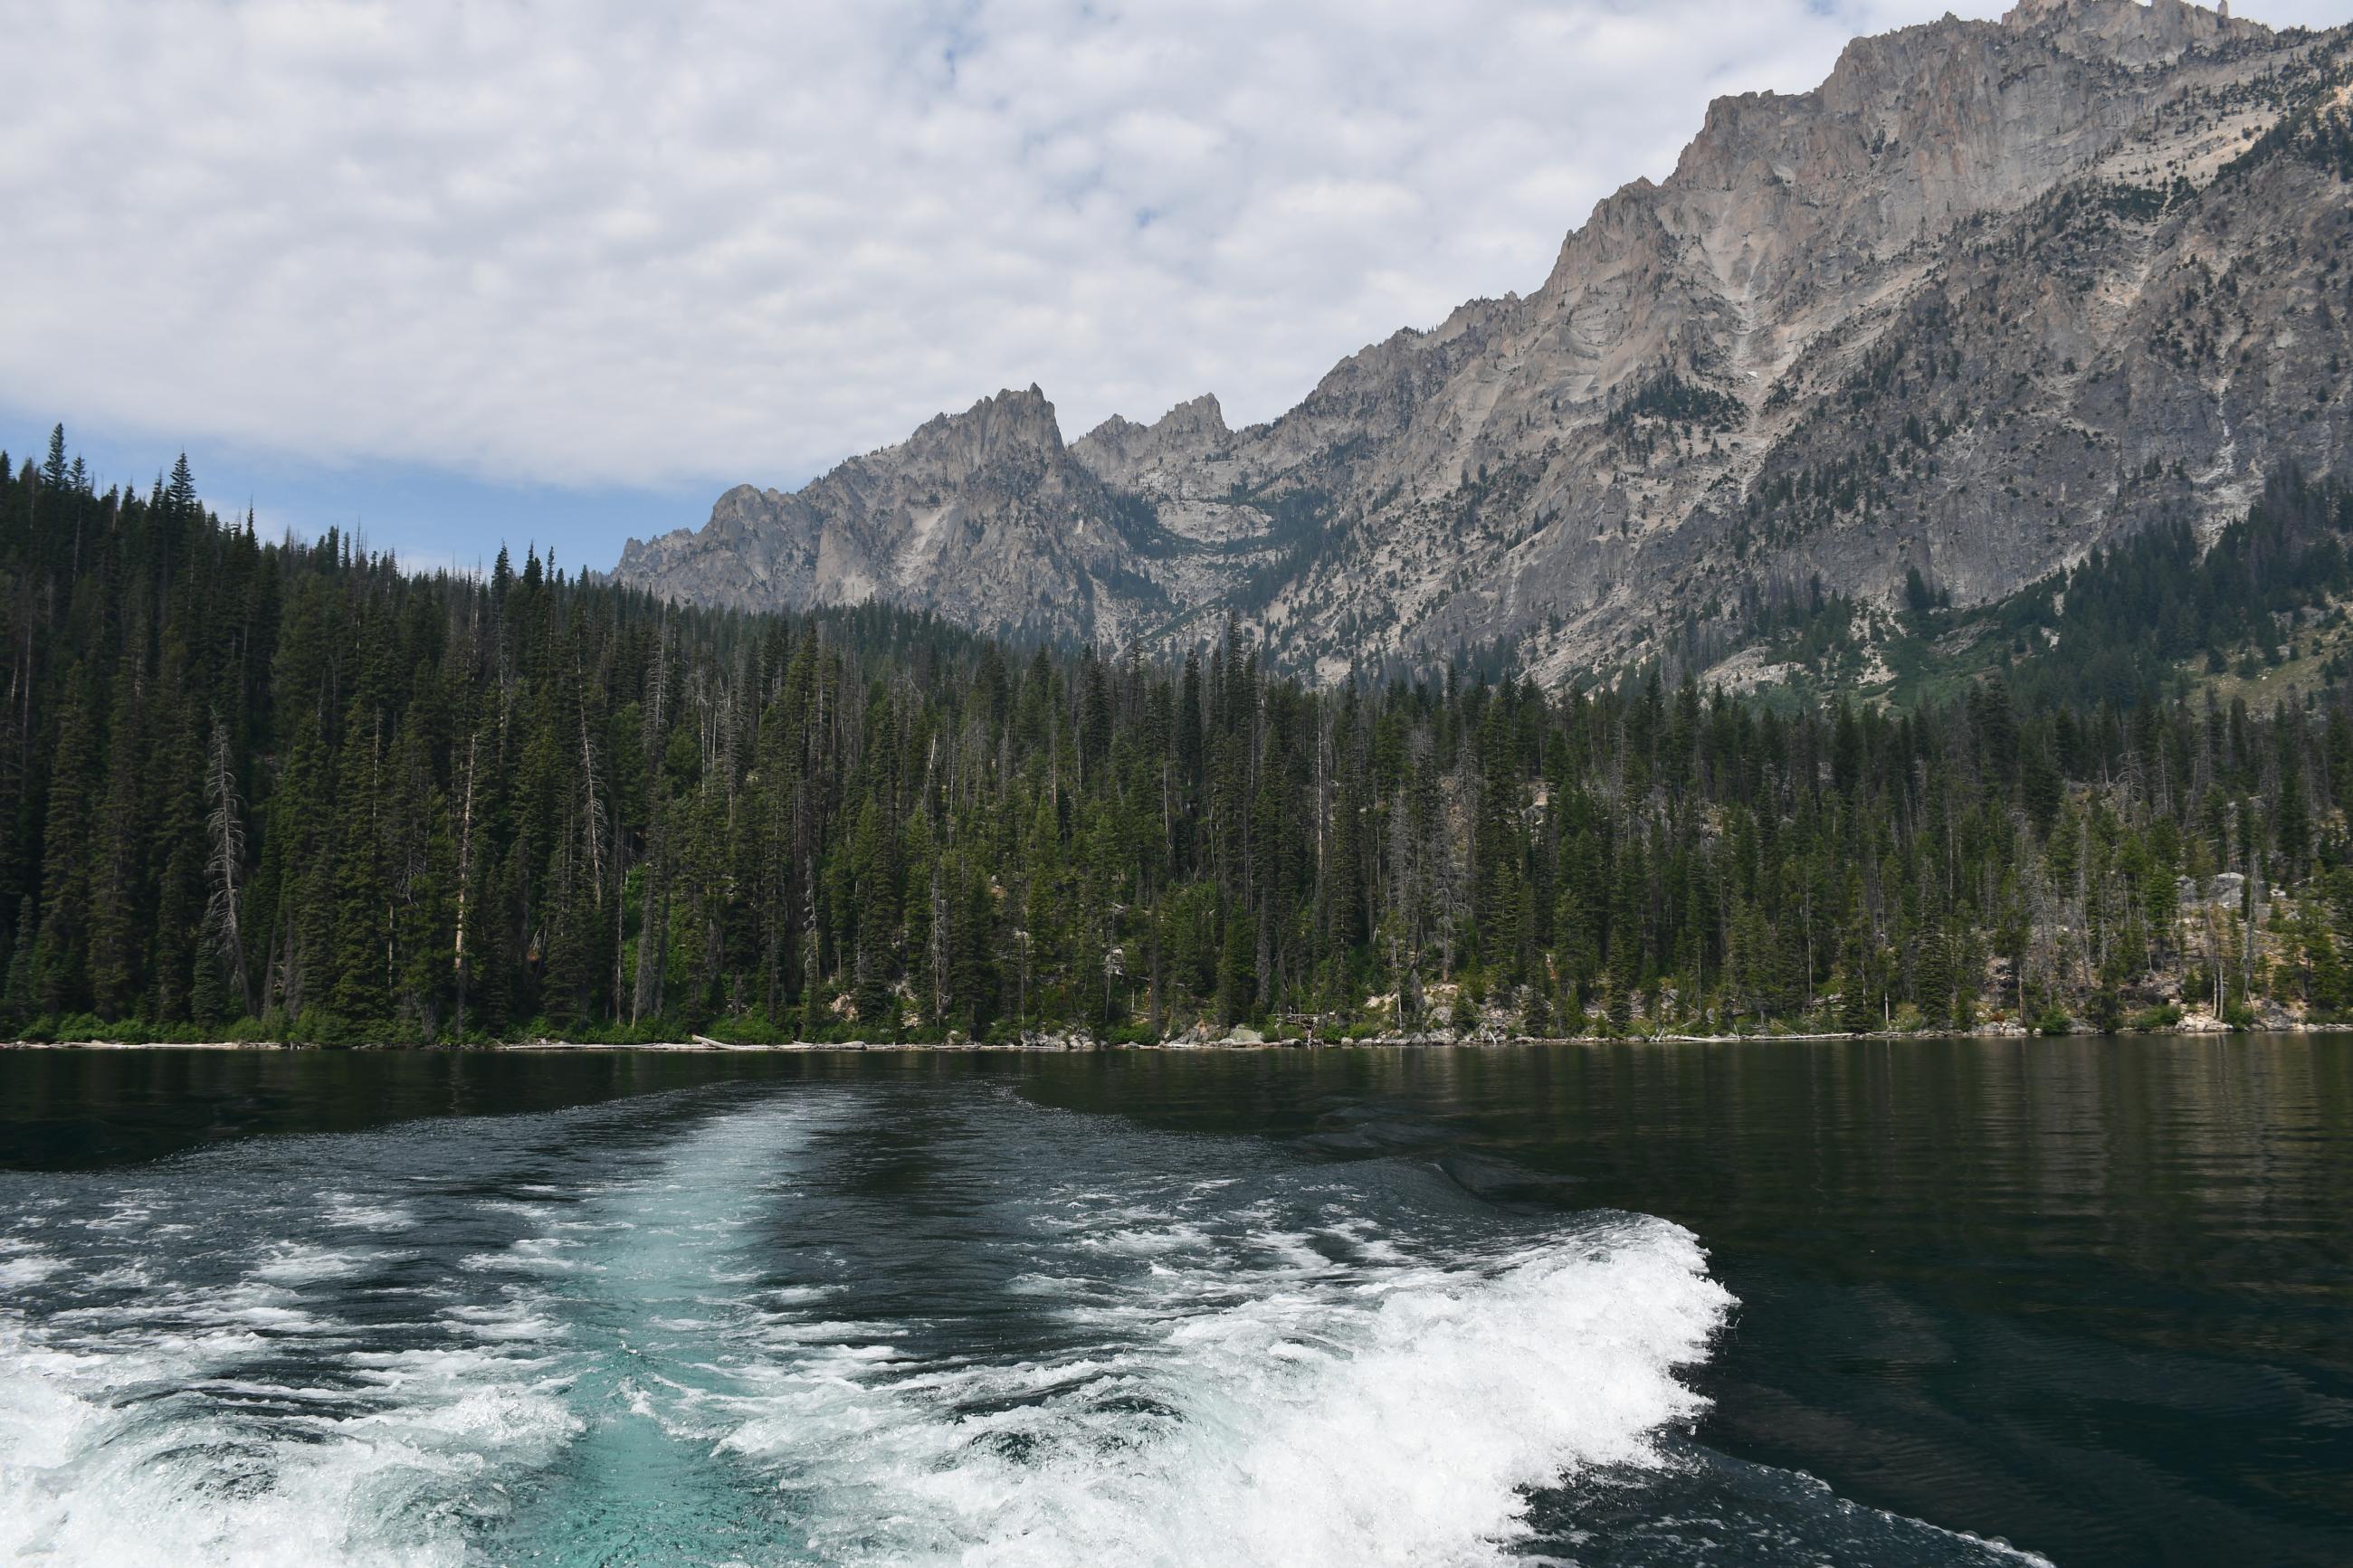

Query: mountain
<box><xmin>613</xmin><ymin>0</ymin><xmax>2353</xmax><ymax>688</ymax></box>
<box><xmin>606</xmin><ymin>386</ymin><xmax>1166</xmax><ymax>641</ymax></box>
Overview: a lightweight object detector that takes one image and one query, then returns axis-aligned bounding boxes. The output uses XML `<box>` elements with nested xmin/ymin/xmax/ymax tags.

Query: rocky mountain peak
<box><xmin>2002</xmin><ymin>0</ymin><xmax>2266</xmax><ymax>63</ymax></box>
<box><xmin>1158</xmin><ymin>393</ymin><xmax>1228</xmax><ymax>438</ymax></box>
<box><xmin>1070</xmin><ymin>393</ymin><xmax>1234</xmax><ymax>492</ymax></box>
<box><xmin>895</xmin><ymin>385</ymin><xmax>1066</xmax><ymax>478</ymax></box>
<box><xmin>616</xmin><ymin>1</ymin><xmax>2353</xmax><ymax>692</ymax></box>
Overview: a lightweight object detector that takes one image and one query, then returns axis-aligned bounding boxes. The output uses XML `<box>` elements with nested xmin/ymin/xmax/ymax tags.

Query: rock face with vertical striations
<box><xmin>614</xmin><ymin>1</ymin><xmax>2353</xmax><ymax>684</ymax></box>
<box><xmin>611</xmin><ymin>386</ymin><xmax>1180</xmax><ymax>643</ymax></box>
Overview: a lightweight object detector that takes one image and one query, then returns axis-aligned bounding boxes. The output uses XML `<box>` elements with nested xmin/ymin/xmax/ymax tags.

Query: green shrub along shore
<box><xmin>0</xmin><ymin>1004</ymin><xmax>2313</xmax><ymax>1050</ymax></box>
<box><xmin>4</xmin><ymin>432</ymin><xmax>2353</xmax><ymax>1052</ymax></box>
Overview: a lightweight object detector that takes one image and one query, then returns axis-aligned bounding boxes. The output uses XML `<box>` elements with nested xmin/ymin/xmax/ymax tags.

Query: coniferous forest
<box><xmin>5</xmin><ymin>426</ymin><xmax>2352</xmax><ymax>1045</ymax></box>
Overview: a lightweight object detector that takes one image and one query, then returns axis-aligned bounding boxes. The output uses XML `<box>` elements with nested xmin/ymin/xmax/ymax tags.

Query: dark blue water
<box><xmin>0</xmin><ymin>1039</ymin><xmax>2346</xmax><ymax>1566</ymax></box>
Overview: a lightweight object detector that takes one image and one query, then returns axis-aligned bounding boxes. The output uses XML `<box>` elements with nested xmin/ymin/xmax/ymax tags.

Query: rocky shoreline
<box><xmin>5</xmin><ymin>1019</ymin><xmax>2345</xmax><ymax>1052</ymax></box>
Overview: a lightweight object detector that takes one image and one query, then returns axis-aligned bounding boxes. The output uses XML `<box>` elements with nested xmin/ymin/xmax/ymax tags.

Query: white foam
<box><xmin>1082</xmin><ymin>1221</ymin><xmax>1212</xmax><ymax>1257</ymax></box>
<box><xmin>719</xmin><ymin>1216</ymin><xmax>1732</xmax><ymax>1568</ymax></box>
<box><xmin>461</xmin><ymin>1235</ymin><xmax>595</xmax><ymax>1276</ymax></box>
<box><xmin>251</xmin><ymin>1243</ymin><xmax>371</xmax><ymax>1284</ymax></box>
<box><xmin>442</xmin><ymin>1299</ymin><xmax>567</xmax><ymax>1343</ymax></box>
<box><xmin>0</xmin><ymin>1135</ymin><xmax>615</xmax><ymax>1568</ymax></box>
<box><xmin>0</xmin><ymin>1093</ymin><xmax>1807</xmax><ymax>1567</ymax></box>
<box><xmin>322</xmin><ymin>1194</ymin><xmax>414</xmax><ymax>1232</ymax></box>
<box><xmin>0</xmin><ymin>1298</ymin><xmax>578</xmax><ymax>1567</ymax></box>
<box><xmin>0</xmin><ymin>1240</ymin><xmax>62</xmax><ymax>1288</ymax></box>
<box><xmin>81</xmin><ymin>1195</ymin><xmax>158</xmax><ymax>1232</ymax></box>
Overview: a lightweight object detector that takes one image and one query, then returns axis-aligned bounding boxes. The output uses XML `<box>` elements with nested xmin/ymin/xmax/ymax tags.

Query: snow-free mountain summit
<box><xmin>614</xmin><ymin>0</ymin><xmax>2353</xmax><ymax>684</ymax></box>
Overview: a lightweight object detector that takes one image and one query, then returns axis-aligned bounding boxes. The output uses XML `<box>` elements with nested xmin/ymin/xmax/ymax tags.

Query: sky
<box><xmin>4</xmin><ymin>0</ymin><xmax>2345</xmax><ymax>574</ymax></box>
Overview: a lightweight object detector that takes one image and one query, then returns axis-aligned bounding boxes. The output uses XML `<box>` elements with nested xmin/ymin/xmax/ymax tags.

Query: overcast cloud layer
<box><xmin>4</xmin><ymin>0</ymin><xmax>2344</xmax><ymax>499</ymax></box>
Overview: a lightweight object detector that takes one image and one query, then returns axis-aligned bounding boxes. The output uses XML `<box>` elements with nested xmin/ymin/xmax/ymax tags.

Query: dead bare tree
<box><xmin>577</xmin><ymin>665</ymin><xmax>606</xmax><ymax>908</ymax></box>
<box><xmin>453</xmin><ymin>726</ymin><xmax>479</xmax><ymax>1033</ymax></box>
<box><xmin>203</xmin><ymin>717</ymin><xmax>252</xmax><ymax>1016</ymax></box>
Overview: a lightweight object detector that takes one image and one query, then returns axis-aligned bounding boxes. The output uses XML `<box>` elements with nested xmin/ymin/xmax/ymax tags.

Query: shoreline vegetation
<box><xmin>8</xmin><ymin>440</ymin><xmax>2353</xmax><ymax>1065</ymax></box>
<box><xmin>4</xmin><ymin>1012</ymin><xmax>2339</xmax><ymax>1052</ymax></box>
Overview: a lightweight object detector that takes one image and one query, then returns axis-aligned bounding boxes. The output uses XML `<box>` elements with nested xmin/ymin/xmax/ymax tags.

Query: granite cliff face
<box><xmin>614</xmin><ymin>0</ymin><xmax>2353</xmax><ymax>683</ymax></box>
<box><xmin>608</xmin><ymin>386</ymin><xmax>1179</xmax><ymax>641</ymax></box>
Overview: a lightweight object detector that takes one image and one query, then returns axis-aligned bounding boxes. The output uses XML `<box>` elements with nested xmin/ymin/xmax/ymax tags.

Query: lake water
<box><xmin>0</xmin><ymin>1039</ymin><xmax>2346</xmax><ymax>1566</ymax></box>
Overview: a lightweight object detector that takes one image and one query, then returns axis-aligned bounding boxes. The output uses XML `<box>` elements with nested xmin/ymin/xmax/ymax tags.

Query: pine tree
<box><xmin>2</xmin><ymin>897</ymin><xmax>36</xmax><ymax>1027</ymax></box>
<box><xmin>34</xmin><ymin>665</ymin><xmax>100</xmax><ymax>1018</ymax></box>
<box><xmin>166</xmin><ymin>453</ymin><xmax>198</xmax><ymax>518</ymax></box>
<box><xmin>88</xmin><ymin>657</ymin><xmax>149</xmax><ymax>1019</ymax></box>
<box><xmin>0</xmin><ymin>426</ymin><xmax>2348</xmax><ymax>1046</ymax></box>
<box><xmin>1215</xmin><ymin>899</ymin><xmax>1256</xmax><ymax>1026</ymax></box>
<box><xmin>328</xmin><ymin>702</ymin><xmax>391</xmax><ymax>1026</ymax></box>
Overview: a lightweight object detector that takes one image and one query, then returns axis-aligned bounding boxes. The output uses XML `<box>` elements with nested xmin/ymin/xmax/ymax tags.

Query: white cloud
<box><xmin>1</xmin><ymin>0</ymin><xmax>2340</xmax><ymax>496</ymax></box>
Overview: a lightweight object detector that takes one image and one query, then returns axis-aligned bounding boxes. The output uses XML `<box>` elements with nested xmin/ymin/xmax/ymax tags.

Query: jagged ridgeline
<box><xmin>614</xmin><ymin>0</ymin><xmax>2353</xmax><ymax>691</ymax></box>
<box><xmin>5</xmin><ymin>431</ymin><xmax>2353</xmax><ymax>1045</ymax></box>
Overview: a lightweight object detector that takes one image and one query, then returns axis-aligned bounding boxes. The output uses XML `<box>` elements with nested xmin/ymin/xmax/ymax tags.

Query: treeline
<box><xmin>1984</xmin><ymin>469</ymin><xmax>2353</xmax><ymax>710</ymax></box>
<box><xmin>1710</xmin><ymin>470</ymin><xmax>2353</xmax><ymax>716</ymax></box>
<box><xmin>2</xmin><ymin>427</ymin><xmax>2350</xmax><ymax>1044</ymax></box>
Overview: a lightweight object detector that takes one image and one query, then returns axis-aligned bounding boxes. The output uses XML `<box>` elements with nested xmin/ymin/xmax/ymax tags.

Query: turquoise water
<box><xmin>0</xmin><ymin>1039</ymin><xmax>2346</xmax><ymax>1565</ymax></box>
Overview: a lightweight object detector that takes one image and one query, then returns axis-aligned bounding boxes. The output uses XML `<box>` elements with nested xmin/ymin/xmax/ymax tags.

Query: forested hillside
<box><xmin>1707</xmin><ymin>465</ymin><xmax>2353</xmax><ymax>712</ymax></box>
<box><xmin>2</xmin><ymin>428</ymin><xmax>2348</xmax><ymax>1044</ymax></box>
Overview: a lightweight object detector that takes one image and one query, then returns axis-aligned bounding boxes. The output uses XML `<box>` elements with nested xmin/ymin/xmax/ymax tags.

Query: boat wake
<box><xmin>0</xmin><ymin>1085</ymin><xmax>2045</xmax><ymax>1566</ymax></box>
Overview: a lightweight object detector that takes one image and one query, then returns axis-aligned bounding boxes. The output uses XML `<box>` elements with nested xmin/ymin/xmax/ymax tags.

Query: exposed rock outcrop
<box><xmin>614</xmin><ymin>386</ymin><xmax>1180</xmax><ymax>641</ymax></box>
<box><xmin>615</xmin><ymin>1</ymin><xmax>2353</xmax><ymax>684</ymax></box>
